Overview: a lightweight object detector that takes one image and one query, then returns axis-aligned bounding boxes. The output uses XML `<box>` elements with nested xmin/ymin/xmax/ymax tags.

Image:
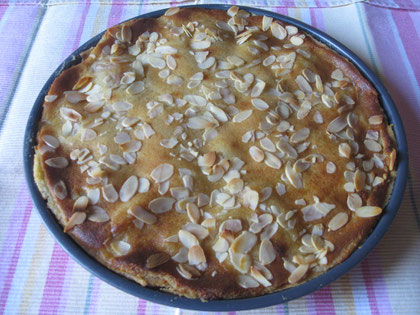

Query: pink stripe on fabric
<box><xmin>312</xmin><ymin>286</ymin><xmax>336</xmax><ymax>314</ymax></box>
<box><xmin>275</xmin><ymin>303</ymin><xmax>286</xmax><ymax>315</ymax></box>
<box><xmin>0</xmin><ymin>194</ymin><xmax>33</xmax><ymax>314</ymax></box>
<box><xmin>310</xmin><ymin>2</ymin><xmax>326</xmax><ymax>31</ymax></box>
<box><xmin>360</xmin><ymin>258</ymin><xmax>380</xmax><ymax>315</ymax></box>
<box><xmin>364</xmin><ymin>6</ymin><xmax>420</xmax><ymax>178</ymax></box>
<box><xmin>391</xmin><ymin>10</ymin><xmax>420</xmax><ymax>88</ymax></box>
<box><xmin>361</xmin><ymin>253</ymin><xmax>392</xmax><ymax>314</ymax></box>
<box><xmin>57</xmin><ymin>259</ymin><xmax>75</xmax><ymax>312</ymax></box>
<box><xmin>0</xmin><ymin>5</ymin><xmax>7</xmax><ymax>20</ymax></box>
<box><xmin>38</xmin><ymin>243</ymin><xmax>70</xmax><ymax>314</ymax></box>
<box><xmin>72</xmin><ymin>1</ymin><xmax>91</xmax><ymax>51</ymax></box>
<box><xmin>137</xmin><ymin>298</ymin><xmax>147</xmax><ymax>315</ymax></box>
<box><xmin>61</xmin><ymin>3</ymin><xmax>92</xmax><ymax>60</ymax></box>
<box><xmin>273</xmin><ymin>7</ymin><xmax>288</xmax><ymax>16</ymax></box>
<box><xmin>107</xmin><ymin>0</ymin><xmax>123</xmax><ymax>28</ymax></box>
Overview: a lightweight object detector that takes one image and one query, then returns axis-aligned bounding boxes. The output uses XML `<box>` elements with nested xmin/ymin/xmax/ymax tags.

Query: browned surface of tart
<box><xmin>34</xmin><ymin>7</ymin><xmax>397</xmax><ymax>300</ymax></box>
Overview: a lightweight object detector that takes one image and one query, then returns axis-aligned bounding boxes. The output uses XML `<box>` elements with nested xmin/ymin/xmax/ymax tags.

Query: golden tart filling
<box><xmin>34</xmin><ymin>6</ymin><xmax>396</xmax><ymax>300</ymax></box>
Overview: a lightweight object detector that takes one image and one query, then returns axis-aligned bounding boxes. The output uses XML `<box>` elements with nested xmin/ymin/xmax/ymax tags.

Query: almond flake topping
<box><xmin>149</xmin><ymin>197</ymin><xmax>175</xmax><ymax>214</ymax></box>
<box><xmin>45</xmin><ymin>157</ymin><xmax>68</xmax><ymax>168</ymax></box>
<box><xmin>102</xmin><ymin>184</ymin><xmax>118</xmax><ymax>203</ymax></box>
<box><xmin>42</xmin><ymin>135</ymin><xmax>59</xmax><ymax>149</ymax></box>
<box><xmin>237</xmin><ymin>275</ymin><xmax>259</xmax><ymax>288</ymax></box>
<box><xmin>151</xmin><ymin>163</ymin><xmax>174</xmax><ymax>183</ymax></box>
<box><xmin>88</xmin><ymin>206</ymin><xmax>110</xmax><ymax>223</ymax></box>
<box><xmin>54</xmin><ymin>180</ymin><xmax>67</xmax><ymax>200</ymax></box>
<box><xmin>249</xmin><ymin>146</ymin><xmax>264</xmax><ymax>162</ymax></box>
<box><xmin>146</xmin><ymin>253</ymin><xmax>170</xmax><ymax>268</ymax></box>
<box><xmin>328</xmin><ymin>212</ymin><xmax>348</xmax><ymax>231</ymax></box>
<box><xmin>233</xmin><ymin>110</ymin><xmax>253</xmax><ymax>123</ymax></box>
<box><xmin>288</xmin><ymin>264</ymin><xmax>308</xmax><ymax>284</ymax></box>
<box><xmin>129</xmin><ymin>206</ymin><xmax>157</xmax><ymax>224</ymax></box>
<box><xmin>262</xmin><ymin>16</ymin><xmax>273</xmax><ymax>31</ymax></box>
<box><xmin>356</xmin><ymin>206</ymin><xmax>382</xmax><ymax>218</ymax></box>
<box><xmin>271</xmin><ymin>22</ymin><xmax>287</xmax><ymax>40</ymax></box>
<box><xmin>73</xmin><ymin>196</ymin><xmax>88</xmax><ymax>211</ymax></box>
<box><xmin>120</xmin><ymin>175</ymin><xmax>138</xmax><ymax>202</ymax></box>
<box><xmin>259</xmin><ymin>239</ymin><xmax>276</xmax><ymax>265</ymax></box>
<box><xmin>111</xmin><ymin>241</ymin><xmax>131</xmax><ymax>256</ymax></box>
<box><xmin>164</xmin><ymin>6</ymin><xmax>179</xmax><ymax>16</ymax></box>
<box><xmin>347</xmin><ymin>193</ymin><xmax>362</xmax><ymax>211</ymax></box>
<box><xmin>64</xmin><ymin>212</ymin><xmax>86</xmax><ymax>232</ymax></box>
<box><xmin>179</xmin><ymin>229</ymin><xmax>199</xmax><ymax>248</ymax></box>
<box><xmin>251</xmin><ymin>98</ymin><xmax>269</xmax><ymax>111</ymax></box>
<box><xmin>188</xmin><ymin>245</ymin><xmax>206</xmax><ymax>265</ymax></box>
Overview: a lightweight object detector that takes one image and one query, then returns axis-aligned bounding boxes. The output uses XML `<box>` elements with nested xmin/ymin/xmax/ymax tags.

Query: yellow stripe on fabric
<box><xmin>18</xmin><ymin>225</ymin><xmax>52</xmax><ymax>314</ymax></box>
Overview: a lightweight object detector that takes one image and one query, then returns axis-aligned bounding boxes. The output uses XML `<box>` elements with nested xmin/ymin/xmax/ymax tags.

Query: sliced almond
<box><xmin>120</xmin><ymin>175</ymin><xmax>138</xmax><ymax>202</ymax></box>
<box><xmin>288</xmin><ymin>264</ymin><xmax>308</xmax><ymax>284</ymax></box>
<box><xmin>146</xmin><ymin>252</ymin><xmax>170</xmax><ymax>268</ymax></box>
<box><xmin>64</xmin><ymin>212</ymin><xmax>86</xmax><ymax>232</ymax></box>
<box><xmin>249</xmin><ymin>146</ymin><xmax>264</xmax><ymax>162</ymax></box>
<box><xmin>233</xmin><ymin>110</ymin><xmax>253</xmax><ymax>123</ymax></box>
<box><xmin>368</xmin><ymin>115</ymin><xmax>383</xmax><ymax>125</ymax></box>
<box><xmin>339</xmin><ymin>143</ymin><xmax>351</xmax><ymax>158</ymax></box>
<box><xmin>290</xmin><ymin>36</ymin><xmax>304</xmax><ymax>46</ymax></box>
<box><xmin>250</xmin><ymin>266</ymin><xmax>271</xmax><ymax>287</ymax></box>
<box><xmin>126</xmin><ymin>81</ymin><xmax>145</xmax><ymax>95</ymax></box>
<box><xmin>198</xmin><ymin>151</ymin><xmax>216</xmax><ymax>167</ymax></box>
<box><xmin>347</xmin><ymin>193</ymin><xmax>362</xmax><ymax>211</ymax></box>
<box><xmin>60</xmin><ymin>107</ymin><xmax>82</xmax><ymax>121</ymax></box>
<box><xmin>129</xmin><ymin>205</ymin><xmax>157</xmax><ymax>224</ymax></box>
<box><xmin>230</xmin><ymin>252</ymin><xmax>251</xmax><ymax>274</ymax></box>
<box><xmin>290</xmin><ymin>128</ymin><xmax>310</xmax><ymax>143</ymax></box>
<box><xmin>53</xmin><ymin>180</ymin><xmax>67</xmax><ymax>200</ymax></box>
<box><xmin>186</xmin><ymin>203</ymin><xmax>200</xmax><ymax>223</ymax></box>
<box><xmin>42</xmin><ymin>135</ymin><xmax>59</xmax><ymax>149</ymax></box>
<box><xmin>285</xmin><ymin>161</ymin><xmax>303</xmax><ymax>189</ymax></box>
<box><xmin>328</xmin><ymin>212</ymin><xmax>348</xmax><ymax>231</ymax></box>
<box><xmin>237</xmin><ymin>274</ymin><xmax>260</xmax><ymax>288</ymax></box>
<box><xmin>111</xmin><ymin>240</ymin><xmax>131</xmax><ymax>256</ymax></box>
<box><xmin>264</xmin><ymin>152</ymin><xmax>282</xmax><ymax>169</ymax></box>
<box><xmin>87</xmin><ymin>206</ymin><xmax>110</xmax><ymax>223</ymax></box>
<box><xmin>230</xmin><ymin>231</ymin><xmax>257</xmax><ymax>254</ymax></box>
<box><xmin>259</xmin><ymin>239</ymin><xmax>276</xmax><ymax>265</ymax></box>
<box><xmin>151</xmin><ymin>163</ymin><xmax>174</xmax><ymax>183</ymax></box>
<box><xmin>148</xmin><ymin>197</ymin><xmax>175</xmax><ymax>214</ymax></box>
<box><xmin>212</xmin><ymin>237</ymin><xmax>229</xmax><ymax>252</ymax></box>
<box><xmin>364</xmin><ymin>139</ymin><xmax>382</xmax><ymax>152</ymax></box>
<box><xmin>176</xmin><ymin>263</ymin><xmax>200</xmax><ymax>280</ymax></box>
<box><xmin>45</xmin><ymin>157</ymin><xmax>68</xmax><ymax>168</ymax></box>
<box><xmin>164</xmin><ymin>6</ymin><xmax>180</xmax><ymax>16</ymax></box>
<box><xmin>178</xmin><ymin>230</ymin><xmax>199</xmax><ymax>249</ymax></box>
<box><xmin>328</xmin><ymin>116</ymin><xmax>347</xmax><ymax>133</ymax></box>
<box><xmin>138</xmin><ymin>177</ymin><xmax>150</xmax><ymax>193</ymax></box>
<box><xmin>188</xmin><ymin>245</ymin><xmax>206</xmax><ymax>265</ymax></box>
<box><xmin>271</xmin><ymin>22</ymin><xmax>287</xmax><ymax>40</ymax></box>
<box><xmin>356</xmin><ymin>206</ymin><xmax>382</xmax><ymax>218</ymax></box>
<box><xmin>262</xmin><ymin>16</ymin><xmax>273</xmax><ymax>31</ymax></box>
<box><xmin>102</xmin><ymin>184</ymin><xmax>118</xmax><ymax>202</ymax></box>
<box><xmin>73</xmin><ymin>196</ymin><xmax>88</xmax><ymax>211</ymax></box>
<box><xmin>251</xmin><ymin>98</ymin><xmax>269</xmax><ymax>111</ymax></box>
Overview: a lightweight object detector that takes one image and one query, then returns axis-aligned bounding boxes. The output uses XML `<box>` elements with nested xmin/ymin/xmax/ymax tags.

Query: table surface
<box><xmin>1</xmin><ymin>0</ymin><xmax>419</xmax><ymax>314</ymax></box>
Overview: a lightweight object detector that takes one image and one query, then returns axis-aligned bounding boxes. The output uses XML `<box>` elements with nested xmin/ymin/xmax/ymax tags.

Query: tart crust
<box><xmin>34</xmin><ymin>7</ymin><xmax>396</xmax><ymax>300</ymax></box>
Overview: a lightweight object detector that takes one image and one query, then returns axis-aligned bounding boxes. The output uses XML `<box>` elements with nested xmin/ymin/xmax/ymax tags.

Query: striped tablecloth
<box><xmin>1</xmin><ymin>0</ymin><xmax>419</xmax><ymax>314</ymax></box>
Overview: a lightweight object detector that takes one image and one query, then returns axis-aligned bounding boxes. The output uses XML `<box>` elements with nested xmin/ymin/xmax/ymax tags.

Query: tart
<box><xmin>33</xmin><ymin>6</ymin><xmax>397</xmax><ymax>300</ymax></box>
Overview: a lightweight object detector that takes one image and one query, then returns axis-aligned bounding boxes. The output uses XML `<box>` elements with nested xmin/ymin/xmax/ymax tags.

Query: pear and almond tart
<box><xmin>34</xmin><ymin>6</ymin><xmax>396</xmax><ymax>300</ymax></box>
